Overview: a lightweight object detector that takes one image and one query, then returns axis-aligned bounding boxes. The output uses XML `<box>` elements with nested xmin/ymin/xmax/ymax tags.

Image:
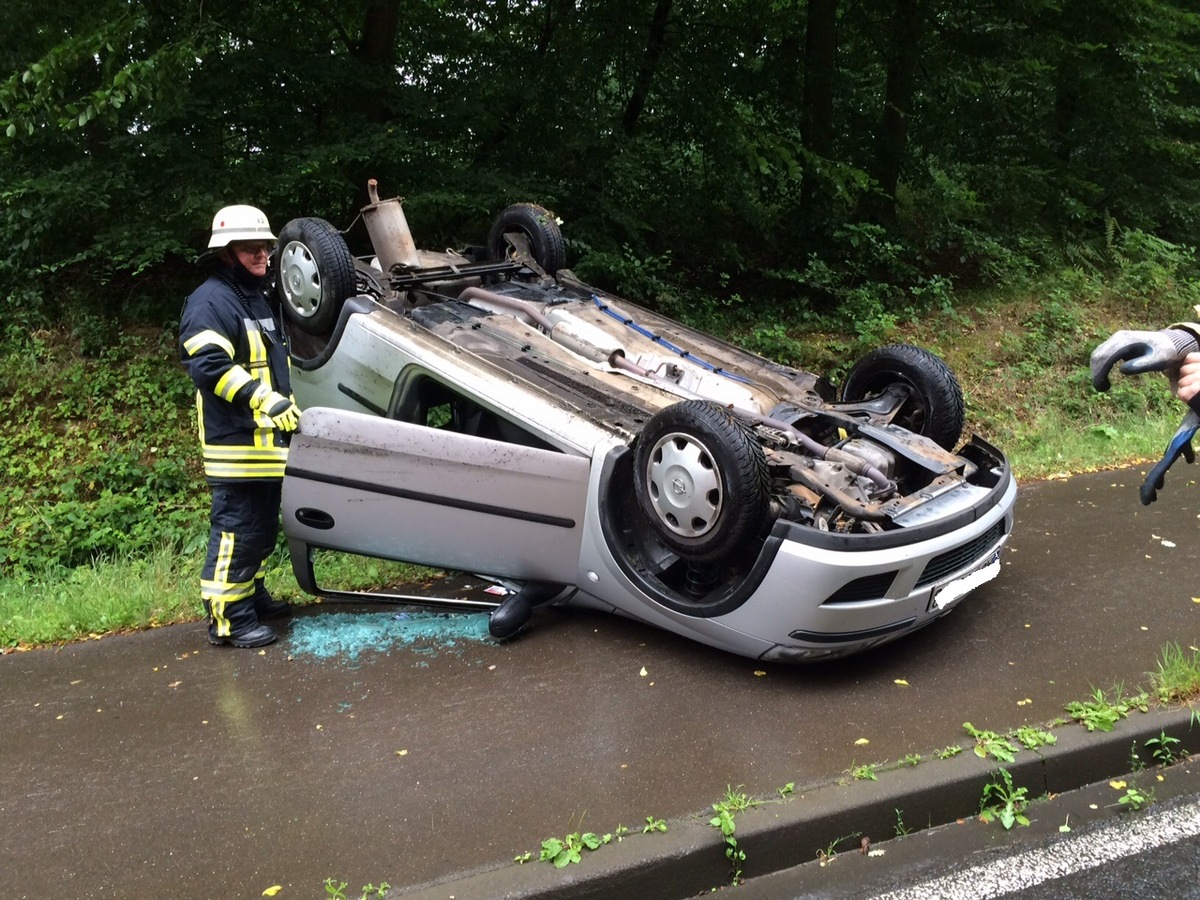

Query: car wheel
<box><xmin>276</xmin><ymin>217</ymin><xmax>355</xmax><ymax>335</ymax></box>
<box><xmin>487</xmin><ymin>203</ymin><xmax>566</xmax><ymax>274</ymax></box>
<box><xmin>841</xmin><ymin>344</ymin><xmax>965</xmax><ymax>450</ymax></box>
<box><xmin>633</xmin><ymin>400</ymin><xmax>769</xmax><ymax>563</ymax></box>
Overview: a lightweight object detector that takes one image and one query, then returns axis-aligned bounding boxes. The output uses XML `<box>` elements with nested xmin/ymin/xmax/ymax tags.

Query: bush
<box><xmin>0</xmin><ymin>325</ymin><xmax>205</xmax><ymax>574</ymax></box>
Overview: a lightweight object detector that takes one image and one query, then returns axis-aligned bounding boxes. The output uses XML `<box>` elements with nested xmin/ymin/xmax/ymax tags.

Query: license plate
<box><xmin>929</xmin><ymin>552</ymin><xmax>1001</xmax><ymax>612</ymax></box>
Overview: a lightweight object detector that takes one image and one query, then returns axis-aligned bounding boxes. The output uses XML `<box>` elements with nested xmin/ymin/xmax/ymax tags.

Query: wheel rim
<box><xmin>645</xmin><ymin>431</ymin><xmax>723</xmax><ymax>538</ymax></box>
<box><xmin>279</xmin><ymin>240</ymin><xmax>323</xmax><ymax>320</ymax></box>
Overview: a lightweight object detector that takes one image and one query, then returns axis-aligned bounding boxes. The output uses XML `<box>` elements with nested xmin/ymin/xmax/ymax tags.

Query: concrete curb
<box><xmin>398</xmin><ymin>705</ymin><xmax>1198</xmax><ymax>899</ymax></box>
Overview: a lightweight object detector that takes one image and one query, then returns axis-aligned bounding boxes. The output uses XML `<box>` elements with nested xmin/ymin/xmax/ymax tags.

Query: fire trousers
<box><xmin>201</xmin><ymin>481</ymin><xmax>281</xmax><ymax>636</ymax></box>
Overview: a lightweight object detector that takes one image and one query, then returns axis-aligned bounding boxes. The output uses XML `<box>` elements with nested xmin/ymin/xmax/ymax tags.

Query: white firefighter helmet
<box><xmin>207</xmin><ymin>204</ymin><xmax>276</xmax><ymax>249</ymax></box>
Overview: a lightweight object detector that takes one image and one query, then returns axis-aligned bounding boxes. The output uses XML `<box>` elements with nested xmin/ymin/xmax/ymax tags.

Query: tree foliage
<box><xmin>2</xmin><ymin>0</ymin><xmax>1198</xmax><ymax>331</ymax></box>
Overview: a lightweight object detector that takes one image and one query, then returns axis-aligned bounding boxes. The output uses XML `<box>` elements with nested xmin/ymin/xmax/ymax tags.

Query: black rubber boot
<box><xmin>488</xmin><ymin>592</ymin><xmax>532</xmax><ymax>640</ymax></box>
<box><xmin>252</xmin><ymin>579</ymin><xmax>292</xmax><ymax>619</ymax></box>
<box><xmin>488</xmin><ymin>582</ymin><xmax>565</xmax><ymax>640</ymax></box>
<box><xmin>206</xmin><ymin>597</ymin><xmax>277</xmax><ymax>648</ymax></box>
<box><xmin>209</xmin><ymin>622</ymin><xmax>277</xmax><ymax>648</ymax></box>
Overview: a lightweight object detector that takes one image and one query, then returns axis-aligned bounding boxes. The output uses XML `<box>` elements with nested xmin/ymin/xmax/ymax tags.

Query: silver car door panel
<box><xmin>284</xmin><ymin>408</ymin><xmax>590</xmax><ymax>582</ymax></box>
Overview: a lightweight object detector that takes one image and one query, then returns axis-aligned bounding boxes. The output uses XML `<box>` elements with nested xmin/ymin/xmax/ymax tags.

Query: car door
<box><xmin>283</xmin><ymin>407</ymin><xmax>591</xmax><ymax>584</ymax></box>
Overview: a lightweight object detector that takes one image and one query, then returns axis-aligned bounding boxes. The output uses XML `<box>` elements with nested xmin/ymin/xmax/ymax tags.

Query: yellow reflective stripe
<box><xmin>246</xmin><ymin>382</ymin><xmax>278</xmax><ymax>435</ymax></box>
<box><xmin>214</xmin><ymin>531</ymin><xmax>235</xmax><ymax>585</ymax></box>
<box><xmin>239</xmin><ymin>381</ymin><xmax>278</xmax><ymax>436</ymax></box>
<box><xmin>203</xmin><ymin>461</ymin><xmax>288</xmax><ymax>479</ymax></box>
<box><xmin>214</xmin><ymin>365</ymin><xmax>256</xmax><ymax>403</ymax></box>
<box><xmin>247</xmin><ymin>381</ymin><xmax>271</xmax><ymax>408</ymax></box>
<box><xmin>204</xmin><ymin>587</ymin><xmax>254</xmax><ymax>634</ymax></box>
<box><xmin>195</xmin><ymin>394</ymin><xmax>207</xmax><ymax>444</ymax></box>
<box><xmin>183</xmin><ymin>330</ymin><xmax>235</xmax><ymax>359</ymax></box>
<box><xmin>205</xmin><ymin>532</ymin><xmax>245</xmax><ymax>635</ymax></box>
<box><xmin>202</xmin><ymin>579</ymin><xmax>254</xmax><ymax>601</ymax></box>
<box><xmin>200</xmin><ymin>442</ymin><xmax>288</xmax><ymax>478</ymax></box>
<box><xmin>202</xmin><ymin>532</ymin><xmax>254</xmax><ymax>634</ymax></box>
<box><xmin>202</xmin><ymin>444</ymin><xmax>289</xmax><ymax>460</ymax></box>
<box><xmin>209</xmin><ymin>597</ymin><xmax>230</xmax><ymax>636</ymax></box>
<box><xmin>247</xmin><ymin>328</ymin><xmax>270</xmax><ymax>389</ymax></box>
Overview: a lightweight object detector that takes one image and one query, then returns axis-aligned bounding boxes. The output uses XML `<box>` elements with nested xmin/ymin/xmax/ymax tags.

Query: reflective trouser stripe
<box><xmin>201</xmin><ymin>531</ymin><xmax>254</xmax><ymax>636</ymax></box>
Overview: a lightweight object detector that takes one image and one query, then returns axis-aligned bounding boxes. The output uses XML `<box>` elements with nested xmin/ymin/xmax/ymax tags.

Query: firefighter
<box><xmin>180</xmin><ymin>204</ymin><xmax>300</xmax><ymax>647</ymax></box>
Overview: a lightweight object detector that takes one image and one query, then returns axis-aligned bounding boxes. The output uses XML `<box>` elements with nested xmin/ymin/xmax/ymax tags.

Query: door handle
<box><xmin>294</xmin><ymin>507</ymin><xmax>335</xmax><ymax>530</ymax></box>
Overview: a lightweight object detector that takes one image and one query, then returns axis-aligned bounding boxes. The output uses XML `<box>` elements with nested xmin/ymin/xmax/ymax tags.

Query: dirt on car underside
<box><xmin>407</xmin><ymin>283</ymin><xmax>831</xmax><ymax>438</ymax></box>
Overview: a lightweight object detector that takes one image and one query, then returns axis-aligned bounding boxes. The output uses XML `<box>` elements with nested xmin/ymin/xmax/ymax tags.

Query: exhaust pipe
<box><xmin>361</xmin><ymin>179</ymin><xmax>421</xmax><ymax>270</ymax></box>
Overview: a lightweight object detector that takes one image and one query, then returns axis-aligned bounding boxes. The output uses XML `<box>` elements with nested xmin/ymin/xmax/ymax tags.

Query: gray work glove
<box><xmin>1089</xmin><ymin>329</ymin><xmax>1199</xmax><ymax>391</ymax></box>
<box><xmin>1140</xmin><ymin>411</ymin><xmax>1199</xmax><ymax>505</ymax></box>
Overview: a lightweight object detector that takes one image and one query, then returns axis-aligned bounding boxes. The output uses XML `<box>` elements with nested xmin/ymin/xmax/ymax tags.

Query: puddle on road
<box><xmin>287</xmin><ymin>611</ymin><xmax>494</xmax><ymax>665</ymax></box>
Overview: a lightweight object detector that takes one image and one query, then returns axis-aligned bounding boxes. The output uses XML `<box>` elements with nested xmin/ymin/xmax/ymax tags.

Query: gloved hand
<box><xmin>1090</xmin><ymin>330</ymin><xmax>1194</xmax><ymax>391</ymax></box>
<box><xmin>250</xmin><ymin>386</ymin><xmax>301</xmax><ymax>432</ymax></box>
<box><xmin>265</xmin><ymin>395</ymin><xmax>301</xmax><ymax>432</ymax></box>
<box><xmin>1141</xmin><ymin>411</ymin><xmax>1199</xmax><ymax>505</ymax></box>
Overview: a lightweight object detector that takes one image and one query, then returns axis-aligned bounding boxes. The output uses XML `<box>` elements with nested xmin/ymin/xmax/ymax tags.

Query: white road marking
<box><xmin>873</xmin><ymin>796</ymin><xmax>1200</xmax><ymax>899</ymax></box>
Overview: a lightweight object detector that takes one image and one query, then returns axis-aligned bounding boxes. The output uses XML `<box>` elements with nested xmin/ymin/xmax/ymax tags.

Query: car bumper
<box><xmin>583</xmin><ymin>463</ymin><xmax>1017</xmax><ymax>662</ymax></box>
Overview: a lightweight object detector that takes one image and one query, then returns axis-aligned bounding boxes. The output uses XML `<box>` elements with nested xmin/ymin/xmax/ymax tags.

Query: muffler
<box><xmin>361</xmin><ymin>178</ymin><xmax>421</xmax><ymax>270</ymax></box>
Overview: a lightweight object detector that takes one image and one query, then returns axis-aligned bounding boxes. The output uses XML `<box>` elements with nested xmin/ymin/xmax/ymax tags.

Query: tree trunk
<box><xmin>355</xmin><ymin>1</ymin><xmax>400</xmax><ymax>68</ymax></box>
<box><xmin>340</xmin><ymin>0</ymin><xmax>401</xmax><ymax>132</ymax></box>
<box><xmin>622</xmin><ymin>0</ymin><xmax>674</xmax><ymax>137</ymax></box>
<box><xmin>865</xmin><ymin>0</ymin><xmax>922</xmax><ymax>223</ymax></box>
<box><xmin>801</xmin><ymin>0</ymin><xmax>838</xmax><ymax>215</ymax></box>
<box><xmin>469</xmin><ymin>0</ymin><xmax>570</xmax><ymax>166</ymax></box>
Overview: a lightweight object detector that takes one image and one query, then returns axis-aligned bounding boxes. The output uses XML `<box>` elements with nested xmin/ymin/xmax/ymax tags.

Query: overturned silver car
<box><xmin>278</xmin><ymin>180</ymin><xmax>1016</xmax><ymax>662</ymax></box>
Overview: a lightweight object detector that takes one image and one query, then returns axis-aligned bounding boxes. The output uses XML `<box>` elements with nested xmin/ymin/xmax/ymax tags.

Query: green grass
<box><xmin>1151</xmin><ymin>643</ymin><xmax>1200</xmax><ymax>705</ymax></box>
<box><xmin>996</xmin><ymin>409</ymin><xmax>1179</xmax><ymax>481</ymax></box>
<box><xmin>0</xmin><ymin>545</ymin><xmax>436</xmax><ymax>650</ymax></box>
<box><xmin>0</xmin><ymin>546</ymin><xmax>201</xmax><ymax>647</ymax></box>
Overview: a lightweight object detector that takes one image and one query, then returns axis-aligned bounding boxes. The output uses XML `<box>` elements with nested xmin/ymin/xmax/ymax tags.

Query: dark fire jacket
<box><xmin>180</xmin><ymin>264</ymin><xmax>293</xmax><ymax>482</ymax></box>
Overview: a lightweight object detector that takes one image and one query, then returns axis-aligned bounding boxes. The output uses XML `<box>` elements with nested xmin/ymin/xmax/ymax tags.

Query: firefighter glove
<box><xmin>250</xmin><ymin>385</ymin><xmax>301</xmax><ymax>432</ymax></box>
<box><xmin>266</xmin><ymin>396</ymin><xmax>301</xmax><ymax>432</ymax></box>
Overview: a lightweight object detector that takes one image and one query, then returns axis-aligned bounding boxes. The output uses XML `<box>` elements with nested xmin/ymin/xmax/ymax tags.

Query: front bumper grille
<box><xmin>823</xmin><ymin>572</ymin><xmax>897</xmax><ymax>604</ymax></box>
<box><xmin>914</xmin><ymin>519</ymin><xmax>1005</xmax><ymax>590</ymax></box>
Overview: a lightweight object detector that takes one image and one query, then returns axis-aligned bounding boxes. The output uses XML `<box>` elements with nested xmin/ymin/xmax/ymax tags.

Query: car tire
<box><xmin>841</xmin><ymin>344</ymin><xmax>965</xmax><ymax>450</ymax></box>
<box><xmin>276</xmin><ymin>217</ymin><xmax>355</xmax><ymax>335</ymax></box>
<box><xmin>633</xmin><ymin>400</ymin><xmax>769</xmax><ymax>563</ymax></box>
<box><xmin>487</xmin><ymin>204</ymin><xmax>566</xmax><ymax>274</ymax></box>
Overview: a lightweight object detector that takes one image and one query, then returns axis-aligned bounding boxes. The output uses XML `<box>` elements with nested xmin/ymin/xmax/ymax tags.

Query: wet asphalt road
<box><xmin>3</xmin><ymin>465</ymin><xmax>1200</xmax><ymax>898</ymax></box>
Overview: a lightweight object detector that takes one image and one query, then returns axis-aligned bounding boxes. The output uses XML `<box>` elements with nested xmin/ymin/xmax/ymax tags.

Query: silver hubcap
<box><xmin>646</xmin><ymin>431</ymin><xmax>722</xmax><ymax>538</ymax></box>
<box><xmin>279</xmin><ymin>240</ymin><xmax>322</xmax><ymax>319</ymax></box>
